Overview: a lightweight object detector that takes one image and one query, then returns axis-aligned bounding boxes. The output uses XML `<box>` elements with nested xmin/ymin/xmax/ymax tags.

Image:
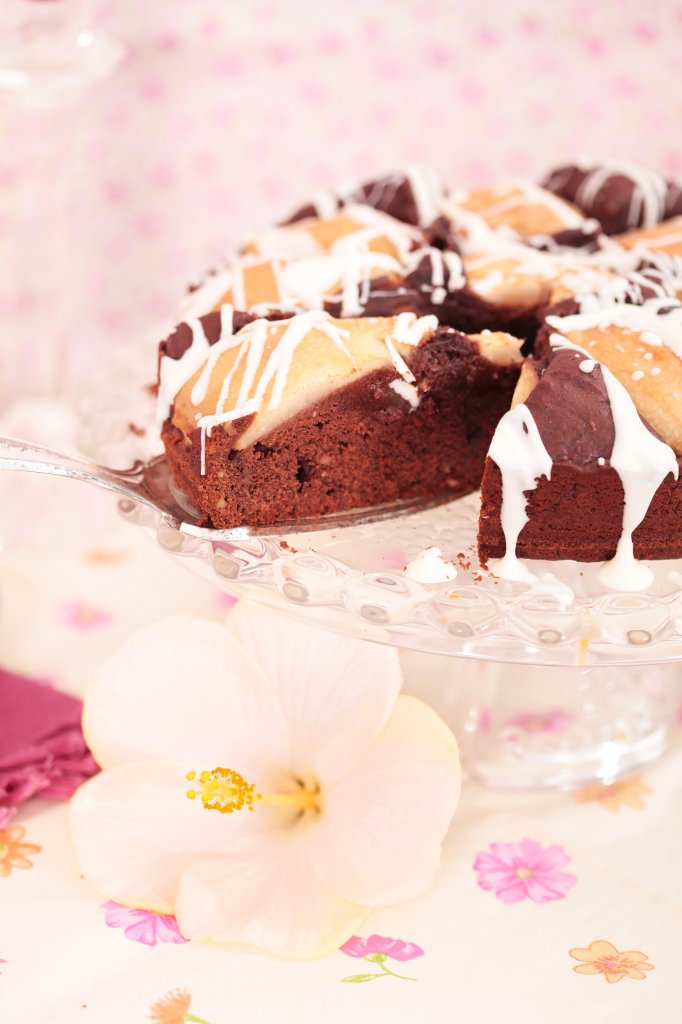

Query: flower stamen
<box><xmin>186</xmin><ymin>768</ymin><xmax>257</xmax><ymax>814</ymax></box>
<box><xmin>186</xmin><ymin>767</ymin><xmax>320</xmax><ymax>815</ymax></box>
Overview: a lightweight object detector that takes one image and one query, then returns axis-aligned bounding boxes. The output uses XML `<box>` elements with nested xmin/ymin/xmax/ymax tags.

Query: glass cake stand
<box><xmin>114</xmin><ymin>459</ymin><xmax>682</xmax><ymax>790</ymax></box>
<box><xmin>2</xmin><ymin>424</ymin><xmax>681</xmax><ymax>790</ymax></box>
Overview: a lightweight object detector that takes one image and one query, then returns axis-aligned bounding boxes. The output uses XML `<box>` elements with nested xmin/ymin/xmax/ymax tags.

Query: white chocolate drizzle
<box><xmin>169</xmin><ymin>310</ymin><xmax>440</xmax><ymax>472</ymax></box>
<box><xmin>549</xmin><ymin>331</ymin><xmax>679</xmax><ymax>591</ymax></box>
<box><xmin>156</xmin><ymin>315</ymin><xmax>214</xmax><ymax>427</ymax></box>
<box><xmin>546</xmin><ymin>298</ymin><xmax>682</xmax><ymax>360</ymax></box>
<box><xmin>487</xmin><ymin>404</ymin><xmax>553</xmax><ymax>583</ymax></box>
<box><xmin>574</xmin><ymin>161</ymin><xmax>668</xmax><ymax>229</ymax></box>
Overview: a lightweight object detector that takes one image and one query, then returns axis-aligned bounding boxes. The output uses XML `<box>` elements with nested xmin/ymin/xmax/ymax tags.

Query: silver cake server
<box><xmin>0</xmin><ymin>434</ymin><xmax>447</xmax><ymax>540</ymax></box>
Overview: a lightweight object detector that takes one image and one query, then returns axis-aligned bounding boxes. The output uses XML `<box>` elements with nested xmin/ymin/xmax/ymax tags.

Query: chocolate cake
<box><xmin>158</xmin><ymin>158</ymin><xmax>682</xmax><ymax>589</ymax></box>
<box><xmin>478</xmin><ymin>299</ymin><xmax>682</xmax><ymax>588</ymax></box>
<box><xmin>158</xmin><ymin>309</ymin><xmax>522</xmax><ymax>528</ymax></box>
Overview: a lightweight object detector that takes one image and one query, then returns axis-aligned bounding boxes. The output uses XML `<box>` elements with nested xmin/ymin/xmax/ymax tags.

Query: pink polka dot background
<box><xmin>1</xmin><ymin>0</ymin><xmax>681</xmax><ymax>399</ymax></box>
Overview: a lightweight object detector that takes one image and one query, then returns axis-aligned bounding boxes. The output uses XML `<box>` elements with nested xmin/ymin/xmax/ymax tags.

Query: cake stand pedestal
<box><xmin>399</xmin><ymin>653</ymin><xmax>679</xmax><ymax>788</ymax></box>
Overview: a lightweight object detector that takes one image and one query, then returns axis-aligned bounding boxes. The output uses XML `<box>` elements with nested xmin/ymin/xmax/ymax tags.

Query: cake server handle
<box><xmin>0</xmin><ymin>434</ymin><xmax>171</xmax><ymax>520</ymax></box>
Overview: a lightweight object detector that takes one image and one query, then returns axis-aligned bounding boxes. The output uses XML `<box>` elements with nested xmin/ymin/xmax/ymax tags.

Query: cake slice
<box><xmin>159</xmin><ymin>307</ymin><xmax>522</xmax><ymax>529</ymax></box>
<box><xmin>478</xmin><ymin>299</ymin><xmax>682</xmax><ymax>588</ymax></box>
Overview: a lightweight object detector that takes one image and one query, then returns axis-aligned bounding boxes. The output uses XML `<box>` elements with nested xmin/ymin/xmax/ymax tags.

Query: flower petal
<box><xmin>83</xmin><ymin>616</ymin><xmax>289</xmax><ymax>774</ymax></box>
<box><xmin>340</xmin><ymin>934</ymin><xmax>424</xmax><ymax>959</ymax></box>
<box><xmin>524</xmin><ymin>873</ymin><xmax>575</xmax><ymax>903</ymax></box>
<box><xmin>309</xmin><ymin>695</ymin><xmax>460</xmax><ymax>906</ymax></box>
<box><xmin>573</xmin><ymin>963</ymin><xmax>600</xmax><ymax>975</ymax></box>
<box><xmin>494</xmin><ymin>880</ymin><xmax>530</xmax><ymax>904</ymax></box>
<box><xmin>530</xmin><ymin>843</ymin><xmax>572</xmax><ymax>872</ymax></box>
<box><xmin>583</xmin><ymin>939</ymin><xmax>618</xmax><ymax>958</ymax></box>
<box><xmin>70</xmin><ymin>758</ymin><xmax>273</xmax><ymax>913</ymax></box>
<box><xmin>224</xmin><ymin>602</ymin><xmax>403</xmax><ymax>783</ymax></box>
<box><xmin>472</xmin><ymin>852</ymin><xmax>509</xmax><ymax>872</ymax></box>
<box><xmin>175</xmin><ymin>828</ymin><xmax>368</xmax><ymax>958</ymax></box>
<box><xmin>474</xmin><ymin>869</ymin><xmax>520</xmax><ymax>892</ymax></box>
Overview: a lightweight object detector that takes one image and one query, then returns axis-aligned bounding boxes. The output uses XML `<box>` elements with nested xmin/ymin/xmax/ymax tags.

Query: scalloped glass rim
<box><xmin>120</xmin><ymin>484</ymin><xmax>682</xmax><ymax>668</ymax></box>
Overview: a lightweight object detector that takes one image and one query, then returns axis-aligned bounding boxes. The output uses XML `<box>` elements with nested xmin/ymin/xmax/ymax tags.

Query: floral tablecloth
<box><xmin>0</xmin><ymin>476</ymin><xmax>680</xmax><ymax>1024</ymax></box>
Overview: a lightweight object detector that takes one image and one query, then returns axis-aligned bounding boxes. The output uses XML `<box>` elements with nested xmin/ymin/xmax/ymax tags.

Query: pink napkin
<box><xmin>0</xmin><ymin>667</ymin><xmax>98</xmax><ymax>825</ymax></box>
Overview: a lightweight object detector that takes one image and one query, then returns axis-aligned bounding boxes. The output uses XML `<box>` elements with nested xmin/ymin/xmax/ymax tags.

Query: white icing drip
<box><xmin>232</xmin><ymin>319</ymin><xmax>269</xmax><ymax>409</ymax></box>
<box><xmin>190</xmin><ymin>306</ymin><xmax>237</xmax><ymax>406</ymax></box>
<box><xmin>405</xmin><ymin>546</ymin><xmax>457</xmax><ymax>583</ymax></box>
<box><xmin>579</xmin><ymin>359</ymin><xmax>596</xmax><ymax>372</ymax></box>
<box><xmin>177</xmin><ymin>311</ymin><xmax>439</xmax><ymax>472</ymax></box>
<box><xmin>402</xmin><ymin>164</ymin><xmax>442</xmax><ymax>225</ymax></box>
<box><xmin>249</xmin><ymin>204</ymin><xmax>421</xmax><ymax>264</ymax></box>
<box><xmin>428</xmin><ymin>248</ymin><xmax>445</xmax><ymax>303</ymax></box>
<box><xmin>598</xmin><ymin>456</ymin><xmax>605</xmax><ymax>466</ymax></box>
<box><xmin>353</xmin><ymin>165</ymin><xmax>443</xmax><ymax>226</ymax></box>
<box><xmin>279</xmin><ymin>250</ymin><xmax>401</xmax><ymax>315</ymax></box>
<box><xmin>443</xmin><ymin>250</ymin><xmax>466</xmax><ymax>289</ymax></box>
<box><xmin>546</xmin><ymin>298</ymin><xmax>682</xmax><ymax>360</ymax></box>
<box><xmin>597</xmin><ymin>361</ymin><xmax>678</xmax><ymax>590</ymax></box>
<box><xmin>179</xmin><ymin>268</ymin><xmax>233</xmax><ymax>320</ymax></box>
<box><xmin>488</xmin><ymin>405</ymin><xmax>553</xmax><ymax>583</ymax></box>
<box><xmin>255</xmin><ymin>313</ymin><xmax>352</xmax><ymax>412</ymax></box>
<box><xmin>549</xmin><ymin>331</ymin><xmax>679</xmax><ymax>591</ymax></box>
<box><xmin>308</xmin><ymin>187</ymin><xmax>340</xmax><ymax>219</ymax></box>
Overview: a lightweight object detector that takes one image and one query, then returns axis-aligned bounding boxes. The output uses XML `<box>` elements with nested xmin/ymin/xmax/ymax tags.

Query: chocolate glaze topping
<box><xmin>284</xmin><ymin>170</ymin><xmax>446</xmax><ymax>229</ymax></box>
<box><xmin>541</xmin><ymin>163</ymin><xmax>682</xmax><ymax>235</ymax></box>
<box><xmin>525</xmin><ymin>350</ymin><xmax>615</xmax><ymax>465</ymax></box>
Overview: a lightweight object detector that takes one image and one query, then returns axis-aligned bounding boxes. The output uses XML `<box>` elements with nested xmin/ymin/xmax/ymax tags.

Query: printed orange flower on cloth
<box><xmin>148</xmin><ymin>988</ymin><xmax>212</xmax><ymax>1024</ymax></box>
<box><xmin>573</xmin><ymin>774</ymin><xmax>652</xmax><ymax>812</ymax></box>
<box><xmin>0</xmin><ymin>825</ymin><xmax>41</xmax><ymax>876</ymax></box>
<box><xmin>569</xmin><ymin>940</ymin><xmax>654</xmax><ymax>983</ymax></box>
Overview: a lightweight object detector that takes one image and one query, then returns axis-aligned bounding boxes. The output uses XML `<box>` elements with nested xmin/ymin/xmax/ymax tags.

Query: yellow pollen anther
<box><xmin>186</xmin><ymin>767</ymin><xmax>321</xmax><ymax>815</ymax></box>
<box><xmin>185</xmin><ymin>767</ymin><xmax>257</xmax><ymax>814</ymax></box>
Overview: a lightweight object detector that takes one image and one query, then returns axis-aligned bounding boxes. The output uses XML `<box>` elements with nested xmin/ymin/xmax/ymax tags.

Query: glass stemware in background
<box><xmin>0</xmin><ymin>0</ymin><xmax>124</xmax><ymax>104</ymax></box>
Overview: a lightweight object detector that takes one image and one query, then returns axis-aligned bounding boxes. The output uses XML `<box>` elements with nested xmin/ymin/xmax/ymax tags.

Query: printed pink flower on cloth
<box><xmin>59</xmin><ymin>602</ymin><xmax>112</xmax><ymax>631</ymax></box>
<box><xmin>340</xmin><ymin>935</ymin><xmax>424</xmax><ymax>983</ymax></box>
<box><xmin>70</xmin><ymin>606</ymin><xmax>461</xmax><ymax>958</ymax></box>
<box><xmin>101</xmin><ymin>901</ymin><xmax>187</xmax><ymax>945</ymax></box>
<box><xmin>473</xmin><ymin>839</ymin><xmax>577</xmax><ymax>904</ymax></box>
<box><xmin>341</xmin><ymin>935</ymin><xmax>424</xmax><ymax>960</ymax></box>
